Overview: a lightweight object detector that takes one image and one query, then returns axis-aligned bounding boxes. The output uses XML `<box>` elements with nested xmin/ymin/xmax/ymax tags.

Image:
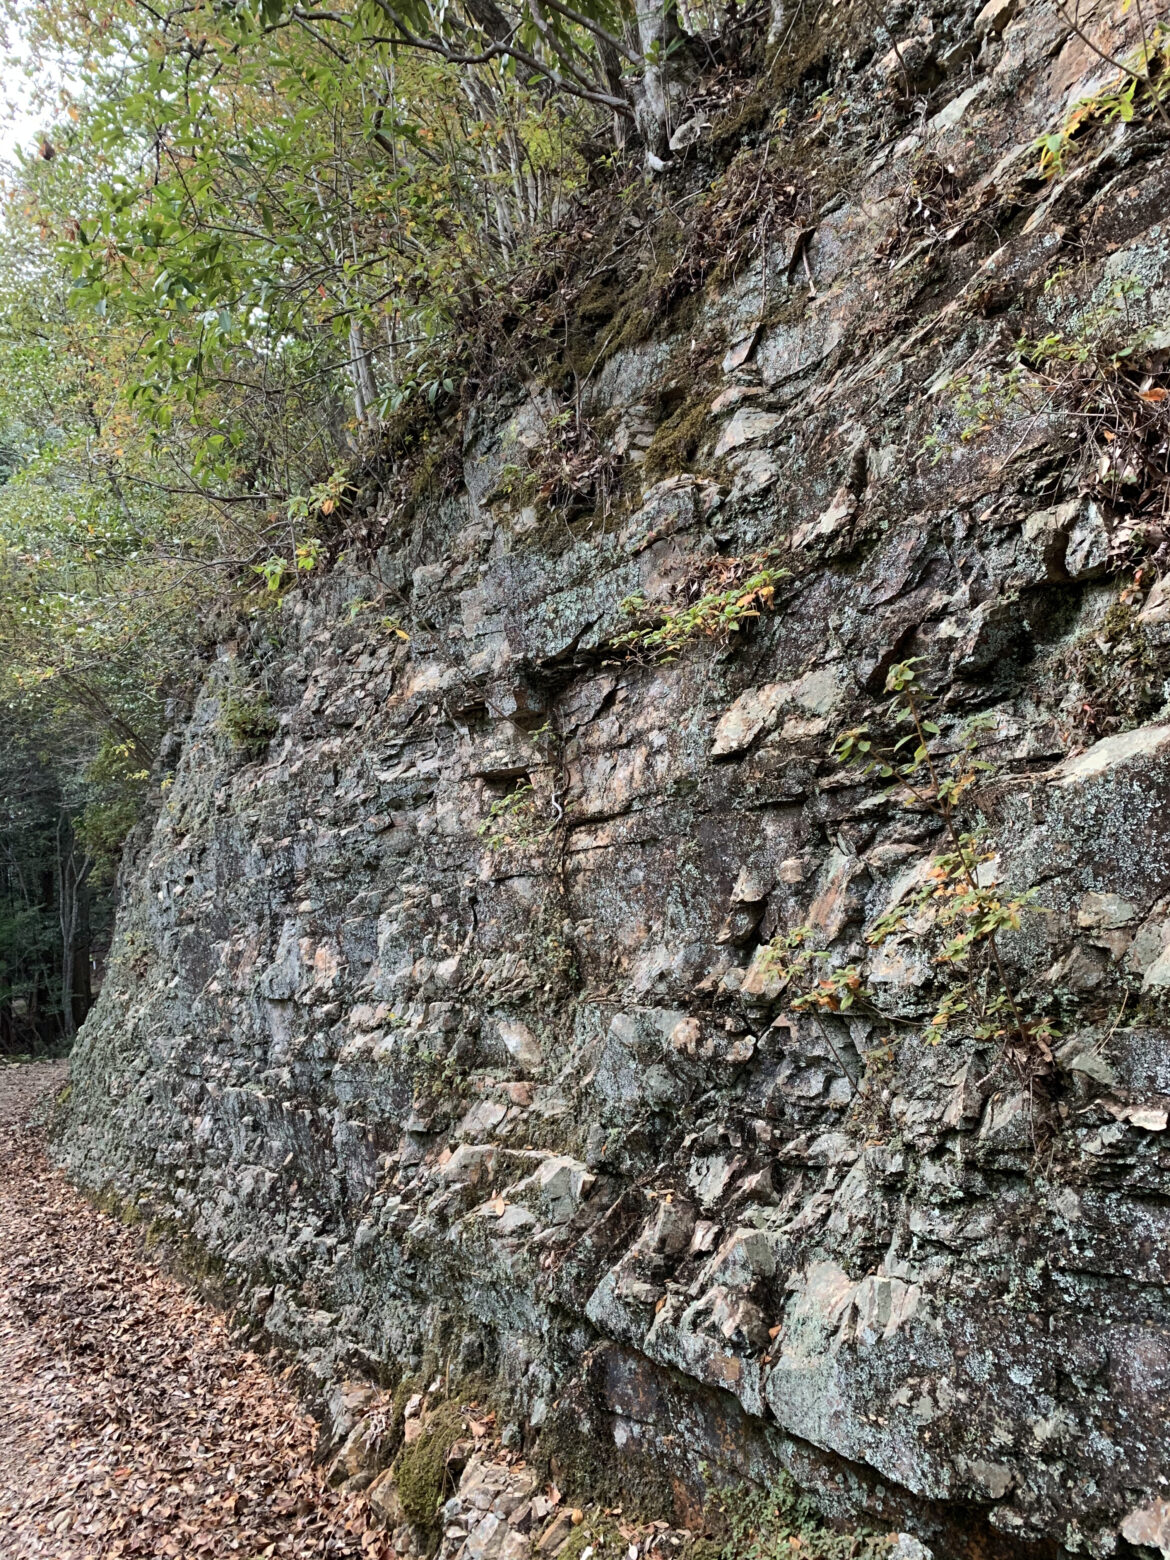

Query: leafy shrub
<box><xmin>220</xmin><ymin>687</ymin><xmax>279</xmax><ymax>756</ymax></box>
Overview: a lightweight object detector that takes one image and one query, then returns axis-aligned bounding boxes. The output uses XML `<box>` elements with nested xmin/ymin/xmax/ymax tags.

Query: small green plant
<box><xmin>346</xmin><ymin>597</ymin><xmax>411</xmax><ymax>639</ymax></box>
<box><xmin>947</xmin><ymin>365</ymin><xmax>1027</xmax><ymax>442</ymax></box>
<box><xmin>752</xmin><ymin>926</ymin><xmax>866</xmax><ymax>1091</ymax></box>
<box><xmin>611</xmin><ymin>552</ymin><xmax>789</xmax><ymax>661</ymax></box>
<box><xmin>1036</xmin><ymin>78</ymin><xmax>1137</xmax><ymax>177</ymax></box>
<box><xmin>220</xmin><ymin>684</ymin><xmax>279</xmax><ymax>755</ymax></box>
<box><xmin>835</xmin><ymin>660</ymin><xmax>1056</xmax><ymax>1060</ymax></box>
<box><xmin>1035</xmin><ymin>16</ymin><xmax>1170</xmax><ymax>177</ymax></box>
<box><xmin>253</xmin><ymin>556</ymin><xmax>290</xmax><ymax>594</ymax></box>
<box><xmin>287</xmin><ymin>468</ymin><xmax>352</xmax><ymax>524</ymax></box>
<box><xmin>477</xmin><ymin>780</ymin><xmax>549</xmax><ymax>851</ymax></box>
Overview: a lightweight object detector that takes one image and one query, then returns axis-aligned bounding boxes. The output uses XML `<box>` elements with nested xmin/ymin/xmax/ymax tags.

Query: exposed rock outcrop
<box><xmin>59</xmin><ymin>2</ymin><xmax>1170</xmax><ymax>1554</ymax></box>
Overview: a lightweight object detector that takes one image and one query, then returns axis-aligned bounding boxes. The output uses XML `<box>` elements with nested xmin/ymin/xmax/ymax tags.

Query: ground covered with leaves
<box><xmin>0</xmin><ymin>1062</ymin><xmax>386</xmax><ymax>1559</ymax></box>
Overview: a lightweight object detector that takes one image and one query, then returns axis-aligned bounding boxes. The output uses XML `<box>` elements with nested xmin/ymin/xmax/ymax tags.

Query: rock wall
<box><xmin>61</xmin><ymin>3</ymin><xmax>1170</xmax><ymax>1555</ymax></box>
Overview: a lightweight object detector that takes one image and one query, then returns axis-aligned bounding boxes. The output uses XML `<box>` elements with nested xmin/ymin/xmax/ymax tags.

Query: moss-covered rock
<box><xmin>392</xmin><ymin>1403</ymin><xmax>467</xmax><ymax>1530</ymax></box>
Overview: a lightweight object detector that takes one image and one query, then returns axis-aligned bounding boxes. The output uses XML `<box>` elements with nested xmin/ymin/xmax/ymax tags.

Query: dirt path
<box><xmin>0</xmin><ymin>1062</ymin><xmax>386</xmax><ymax>1559</ymax></box>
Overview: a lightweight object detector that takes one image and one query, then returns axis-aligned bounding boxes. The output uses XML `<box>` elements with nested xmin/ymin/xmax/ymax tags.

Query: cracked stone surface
<box><xmin>56</xmin><ymin>1</ymin><xmax>1170</xmax><ymax>1552</ymax></box>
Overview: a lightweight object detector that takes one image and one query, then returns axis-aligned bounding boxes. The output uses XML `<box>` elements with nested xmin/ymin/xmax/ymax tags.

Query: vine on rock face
<box><xmin>611</xmin><ymin>552</ymin><xmax>790</xmax><ymax>661</ymax></box>
<box><xmin>761</xmin><ymin>661</ymin><xmax>1057</xmax><ymax>1082</ymax></box>
<box><xmin>837</xmin><ymin>660</ymin><xmax>1057</xmax><ymax>1067</ymax></box>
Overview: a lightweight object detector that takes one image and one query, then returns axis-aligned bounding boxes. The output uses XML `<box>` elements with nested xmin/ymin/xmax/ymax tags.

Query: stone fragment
<box><xmin>721</xmin><ymin>328</ymin><xmax>761</xmax><ymax>373</ymax></box>
<box><xmin>1143</xmin><ymin>944</ymin><xmax>1170</xmax><ymax>991</ymax></box>
<box><xmin>1123</xmin><ymin>1501</ymin><xmax>1170</xmax><ymax>1559</ymax></box>
<box><xmin>1064</xmin><ymin>501</ymin><xmax>1109</xmax><ymax>579</ymax></box>
<box><xmin>731</xmin><ymin>866</ymin><xmax>771</xmax><ymax>904</ymax></box>
<box><xmin>958</xmin><ymin>1458</ymin><xmax>1013</xmax><ymax>1499</ymax></box>
<box><xmin>718</xmin><ymin>902</ymin><xmax>766</xmax><ymax>947</ymax></box>
<box><xmin>711</xmin><ymin>684</ymin><xmax>787</xmax><ymax>758</ymax></box>
<box><xmin>1050</xmin><ymin>725</ymin><xmax>1170</xmax><ymax>786</ymax></box>
<box><xmin>712</xmin><ymin>407</ymin><xmax>783</xmax><ymax>459</ymax></box>
<box><xmin>669</xmin><ymin>1016</ymin><xmax>701</xmax><ymax>1055</ymax></box>
<box><xmin>497</xmin><ymin>1204</ymin><xmax>537</xmax><ymax>1236</ymax></box>
<box><xmin>688</xmin><ymin>1153</ymin><xmax>740</xmax><ymax>1208</ymax></box>
<box><xmin>644</xmin><ymin>1197</ymin><xmax>695</xmax><ymax>1255</ymax></box>
<box><xmin>940</xmin><ymin>1060</ymin><xmax>984</xmax><ymax>1130</ymax></box>
<box><xmin>442</xmin><ymin>1144</ymin><xmax>498</xmax><ymax>1189</ymax></box>
<box><xmin>978</xmin><ymin>1090</ymin><xmax>1034</xmax><ymax>1146</ymax></box>
<box><xmin>1140</xmin><ymin>576</ymin><xmax>1170</xmax><ymax>625</ymax></box>
<box><xmin>714</xmin><ymin>1291</ymin><xmax>772</xmax><ymax>1351</ymax></box>
<box><xmin>367</xmin><ymin>1468</ymin><xmax>403</xmax><ymax>1527</ymax></box>
<box><xmin>928</xmin><ymin>82</ymin><xmax>983</xmax><ymax>133</ymax></box>
<box><xmin>806</xmin><ymin>847</ymin><xmax>865</xmax><ymax>943</ymax></box>
<box><xmin>1062</xmin><ymin>1048</ymin><xmax>1117</xmax><ymax>1087</ymax></box>
<box><xmin>1127</xmin><ymin>1106</ymin><xmax>1169</xmax><ymax>1132</ymax></box>
<box><xmin>700</xmin><ymin>1227</ymin><xmax>777</xmax><ymax>1290</ymax></box>
<box><xmin>852</xmin><ymin>1273</ymin><xmax>920</xmax><ymax>1345</ymax></box>
<box><xmin>322</xmin><ymin>1378</ymin><xmax>379</xmax><ymax>1457</ymax></box>
<box><xmin>1048</xmin><ymin>942</ymin><xmax>1110</xmax><ymax>992</ymax></box>
<box><xmin>889</xmin><ymin>1537</ymin><xmax>934</xmax><ymax>1560</ymax></box>
<box><xmin>536</xmin><ymin>1155</ymin><xmax>595</xmax><ymax>1224</ymax></box>
<box><xmin>974</xmin><ymin>0</ymin><xmax>1016</xmax><ymax>36</ymax></box>
<box><xmin>711</xmin><ymin>667</ymin><xmax>844</xmax><ymax>758</ymax></box>
<box><xmin>459</xmin><ymin>1099</ymin><xmax>509</xmax><ymax>1138</ymax></box>
<box><xmin>668</xmin><ymin>113</ymin><xmax>708</xmax><ymax>151</ymax></box>
<box><xmin>739</xmin><ymin>944</ymin><xmax>785</xmax><ymax>1004</ymax></box>
<box><xmin>689</xmin><ymin>1219</ymin><xmax>721</xmax><ymax>1255</ymax></box>
<box><xmin>537</xmin><ymin>1511</ymin><xmax>576</xmax><ymax>1553</ymax></box>
<box><xmin>791</xmin><ymin>487</ymin><xmax>856</xmax><ymax>551</ymax></box>
<box><xmin>710</xmin><ymin>385</ymin><xmax>764</xmax><ymax>414</ymax></box>
<box><xmin>1077</xmin><ymin>892</ymin><xmax>1138</xmax><ymax>930</ymax></box>
<box><xmin>498</xmin><ymin>1019</ymin><xmax>543</xmax><ymax>1071</ymax></box>
<box><xmin>328</xmin><ymin>1408</ymin><xmax>392</xmax><ymax>1486</ymax></box>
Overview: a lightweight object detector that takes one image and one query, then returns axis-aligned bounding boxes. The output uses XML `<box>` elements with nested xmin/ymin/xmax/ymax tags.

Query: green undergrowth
<box><xmin>220</xmin><ymin>685</ymin><xmax>279</xmax><ymax>756</ymax></box>
<box><xmin>695</xmin><ymin>1475</ymin><xmax>893</xmax><ymax>1560</ymax></box>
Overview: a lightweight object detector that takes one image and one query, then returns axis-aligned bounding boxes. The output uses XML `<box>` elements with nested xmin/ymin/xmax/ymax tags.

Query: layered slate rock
<box><xmin>60</xmin><ymin>1</ymin><xmax>1170</xmax><ymax>1554</ymax></box>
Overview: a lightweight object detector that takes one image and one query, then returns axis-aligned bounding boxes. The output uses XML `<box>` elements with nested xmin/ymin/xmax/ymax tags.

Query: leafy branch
<box><xmin>611</xmin><ymin>554</ymin><xmax>789</xmax><ymax>661</ymax></box>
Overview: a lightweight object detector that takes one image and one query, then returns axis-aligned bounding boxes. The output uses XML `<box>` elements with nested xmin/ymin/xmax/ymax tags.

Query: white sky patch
<box><xmin>0</xmin><ymin>22</ymin><xmax>78</xmax><ymax>166</ymax></box>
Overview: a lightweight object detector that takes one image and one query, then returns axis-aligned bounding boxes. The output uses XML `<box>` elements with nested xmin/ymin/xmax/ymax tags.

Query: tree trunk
<box><xmin>634</xmin><ymin>0</ymin><xmax>680</xmax><ymax>162</ymax></box>
<box><xmin>348</xmin><ymin>319</ymin><xmax>381</xmax><ymax>432</ymax></box>
<box><xmin>56</xmin><ymin>813</ymin><xmax>90</xmax><ymax>1043</ymax></box>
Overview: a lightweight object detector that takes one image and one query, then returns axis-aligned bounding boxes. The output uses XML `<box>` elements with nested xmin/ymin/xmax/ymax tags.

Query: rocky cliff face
<box><xmin>59</xmin><ymin>4</ymin><xmax>1170</xmax><ymax>1556</ymax></box>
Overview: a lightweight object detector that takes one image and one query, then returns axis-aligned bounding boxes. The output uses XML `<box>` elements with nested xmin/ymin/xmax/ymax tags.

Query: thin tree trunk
<box><xmin>56</xmin><ymin>814</ymin><xmax>90</xmax><ymax>1043</ymax></box>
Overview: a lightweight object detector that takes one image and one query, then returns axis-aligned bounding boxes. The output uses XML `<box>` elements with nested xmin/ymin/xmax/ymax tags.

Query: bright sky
<box><xmin>0</xmin><ymin>22</ymin><xmax>70</xmax><ymax>167</ymax></box>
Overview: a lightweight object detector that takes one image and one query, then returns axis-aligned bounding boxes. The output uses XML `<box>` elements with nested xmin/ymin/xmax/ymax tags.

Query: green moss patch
<box><xmin>640</xmin><ymin>397</ymin><xmax>712</xmax><ymax>482</ymax></box>
<box><xmin>696</xmin><ymin>1474</ymin><xmax>892</xmax><ymax>1560</ymax></box>
<box><xmin>392</xmin><ymin>1401</ymin><xmax>467</xmax><ymax>1529</ymax></box>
